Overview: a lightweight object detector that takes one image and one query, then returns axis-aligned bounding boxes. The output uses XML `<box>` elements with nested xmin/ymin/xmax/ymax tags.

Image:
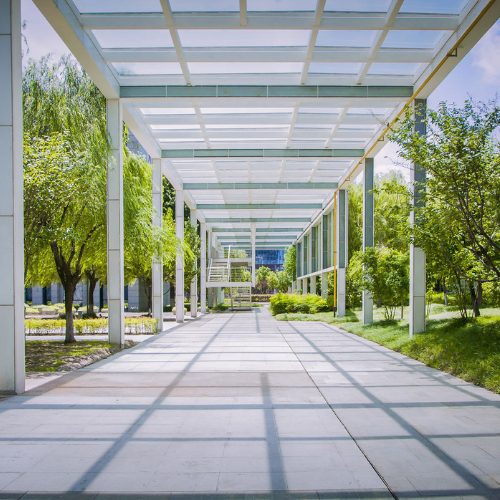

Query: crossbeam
<box><xmin>164</xmin><ymin>149</ymin><xmax>362</xmax><ymax>159</ymax></box>
<box><xmin>121</xmin><ymin>85</ymin><xmax>413</xmax><ymax>99</ymax></box>
<box><xmin>184</xmin><ymin>182</ymin><xmax>338</xmax><ymax>190</ymax></box>
<box><xmin>197</xmin><ymin>203</ymin><xmax>322</xmax><ymax>210</ymax></box>
<box><xmin>205</xmin><ymin>218</ymin><xmax>310</xmax><ymax>223</ymax></box>
<box><xmin>212</xmin><ymin>228</ymin><xmax>303</xmax><ymax>233</ymax></box>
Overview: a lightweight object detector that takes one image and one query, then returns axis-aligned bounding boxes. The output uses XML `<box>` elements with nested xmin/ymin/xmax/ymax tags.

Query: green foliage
<box><xmin>391</xmin><ymin>99</ymin><xmax>500</xmax><ymax>317</ymax></box>
<box><xmin>25</xmin><ymin>317</ymin><xmax>158</xmax><ymax>335</ymax></box>
<box><xmin>275</xmin><ymin>270</ymin><xmax>290</xmax><ymax>293</ymax></box>
<box><xmin>283</xmin><ymin>245</ymin><xmax>296</xmax><ymax>281</ymax></box>
<box><xmin>256</xmin><ymin>266</ymin><xmax>272</xmax><ymax>293</ymax></box>
<box><xmin>361</xmin><ymin>246</ymin><xmax>409</xmax><ymax>320</ymax></box>
<box><xmin>269</xmin><ymin>293</ymin><xmax>329</xmax><ymax>315</ymax></box>
<box><xmin>346</xmin><ymin>250</ymin><xmax>363</xmax><ymax>308</ymax></box>
<box><xmin>374</xmin><ymin>171</ymin><xmax>411</xmax><ymax>252</ymax></box>
<box><xmin>347</xmin><ymin>183</ymin><xmax>363</xmax><ymax>259</ymax></box>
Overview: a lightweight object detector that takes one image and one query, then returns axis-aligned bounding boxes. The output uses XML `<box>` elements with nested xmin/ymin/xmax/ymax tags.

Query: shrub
<box><xmin>269</xmin><ymin>293</ymin><xmax>329</xmax><ymax>315</ymax></box>
<box><xmin>25</xmin><ymin>317</ymin><xmax>158</xmax><ymax>335</ymax></box>
<box><xmin>252</xmin><ymin>294</ymin><xmax>273</xmax><ymax>303</ymax></box>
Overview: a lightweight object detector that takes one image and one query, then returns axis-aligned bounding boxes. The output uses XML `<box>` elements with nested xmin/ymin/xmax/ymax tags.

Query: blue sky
<box><xmin>21</xmin><ymin>0</ymin><xmax>499</xmax><ymax>178</ymax></box>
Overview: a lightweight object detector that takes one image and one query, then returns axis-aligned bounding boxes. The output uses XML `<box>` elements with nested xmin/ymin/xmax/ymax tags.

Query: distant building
<box><xmin>255</xmin><ymin>250</ymin><xmax>285</xmax><ymax>272</ymax></box>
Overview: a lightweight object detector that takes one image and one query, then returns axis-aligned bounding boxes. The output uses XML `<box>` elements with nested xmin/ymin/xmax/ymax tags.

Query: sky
<box><xmin>21</xmin><ymin>0</ymin><xmax>500</xmax><ymax>180</ymax></box>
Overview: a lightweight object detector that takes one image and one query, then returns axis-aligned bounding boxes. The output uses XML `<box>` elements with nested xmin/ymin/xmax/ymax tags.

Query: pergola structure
<box><xmin>1</xmin><ymin>0</ymin><xmax>498</xmax><ymax>393</ymax></box>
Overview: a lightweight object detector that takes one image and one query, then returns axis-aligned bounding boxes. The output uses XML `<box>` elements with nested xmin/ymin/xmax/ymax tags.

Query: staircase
<box><xmin>230</xmin><ymin>285</ymin><xmax>252</xmax><ymax>310</ymax></box>
<box><xmin>208</xmin><ymin>258</ymin><xmax>230</xmax><ymax>282</ymax></box>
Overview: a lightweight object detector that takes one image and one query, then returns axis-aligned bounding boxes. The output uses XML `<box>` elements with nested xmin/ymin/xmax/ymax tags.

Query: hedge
<box><xmin>269</xmin><ymin>293</ymin><xmax>329</xmax><ymax>315</ymax></box>
<box><xmin>252</xmin><ymin>294</ymin><xmax>273</xmax><ymax>303</ymax></box>
<box><xmin>25</xmin><ymin>317</ymin><xmax>158</xmax><ymax>335</ymax></box>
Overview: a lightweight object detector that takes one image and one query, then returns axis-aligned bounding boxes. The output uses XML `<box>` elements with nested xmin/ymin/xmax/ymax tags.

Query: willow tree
<box><xmin>23</xmin><ymin>57</ymin><xmax>108</xmax><ymax>343</ymax></box>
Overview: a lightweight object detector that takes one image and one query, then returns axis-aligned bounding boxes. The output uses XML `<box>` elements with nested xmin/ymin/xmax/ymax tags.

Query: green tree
<box><xmin>392</xmin><ymin>99</ymin><xmax>500</xmax><ymax>283</ymax></box>
<box><xmin>24</xmin><ymin>133</ymin><xmax>106</xmax><ymax>343</ymax></box>
<box><xmin>347</xmin><ymin>183</ymin><xmax>363</xmax><ymax>260</ymax></box>
<box><xmin>283</xmin><ymin>245</ymin><xmax>296</xmax><ymax>282</ymax></box>
<box><xmin>275</xmin><ymin>270</ymin><xmax>290</xmax><ymax>293</ymax></box>
<box><xmin>361</xmin><ymin>246</ymin><xmax>409</xmax><ymax>320</ymax></box>
<box><xmin>256</xmin><ymin>266</ymin><xmax>272</xmax><ymax>293</ymax></box>
<box><xmin>267</xmin><ymin>271</ymin><xmax>278</xmax><ymax>292</ymax></box>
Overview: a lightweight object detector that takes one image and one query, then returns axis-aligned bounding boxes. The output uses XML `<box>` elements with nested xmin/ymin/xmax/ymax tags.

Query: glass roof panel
<box><xmin>309</xmin><ymin>62</ymin><xmax>362</xmax><ymax>74</ymax></box>
<box><xmin>368</xmin><ymin>62</ymin><xmax>420</xmax><ymax>75</ymax></box>
<box><xmin>201</xmin><ymin>108</ymin><xmax>293</xmax><ymax>114</ymax></box>
<box><xmin>112</xmin><ymin>62</ymin><xmax>182</xmax><ymax>75</ymax></box>
<box><xmin>325</xmin><ymin>0</ymin><xmax>391</xmax><ymax>12</ymax></box>
<box><xmin>140</xmin><ymin>108</ymin><xmax>195</xmax><ymax>115</ymax></box>
<box><xmin>170</xmin><ymin>0</ymin><xmax>239</xmax><ymax>11</ymax></box>
<box><xmin>73</xmin><ymin>0</ymin><xmax>161</xmax><ymax>13</ymax></box>
<box><xmin>383</xmin><ymin>30</ymin><xmax>448</xmax><ymax>49</ymax></box>
<box><xmin>400</xmin><ymin>0</ymin><xmax>468</xmax><ymax>15</ymax></box>
<box><xmin>150</xmin><ymin>124</ymin><xmax>200</xmax><ymax>130</ymax></box>
<box><xmin>316</xmin><ymin>30</ymin><xmax>378</xmax><ymax>47</ymax></box>
<box><xmin>189</xmin><ymin>62</ymin><xmax>303</xmax><ymax>74</ymax></box>
<box><xmin>179</xmin><ymin>29</ymin><xmax>310</xmax><ymax>47</ymax></box>
<box><xmin>92</xmin><ymin>30</ymin><xmax>173</xmax><ymax>49</ymax></box>
<box><xmin>248</xmin><ymin>0</ymin><xmax>317</xmax><ymax>11</ymax></box>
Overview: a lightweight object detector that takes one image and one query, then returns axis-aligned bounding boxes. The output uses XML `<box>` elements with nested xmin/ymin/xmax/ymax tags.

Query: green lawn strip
<box><xmin>275</xmin><ymin>308</ymin><xmax>500</xmax><ymax>393</ymax></box>
<box><xmin>25</xmin><ymin>340</ymin><xmax>132</xmax><ymax>373</ymax></box>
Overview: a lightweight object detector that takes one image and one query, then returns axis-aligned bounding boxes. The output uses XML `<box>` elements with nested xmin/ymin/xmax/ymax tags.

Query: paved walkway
<box><xmin>0</xmin><ymin>309</ymin><xmax>499</xmax><ymax>498</ymax></box>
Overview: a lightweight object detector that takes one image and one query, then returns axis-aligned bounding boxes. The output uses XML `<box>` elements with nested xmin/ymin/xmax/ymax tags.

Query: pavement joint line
<box><xmin>276</xmin><ymin>315</ymin><xmax>397</xmax><ymax>500</ymax></box>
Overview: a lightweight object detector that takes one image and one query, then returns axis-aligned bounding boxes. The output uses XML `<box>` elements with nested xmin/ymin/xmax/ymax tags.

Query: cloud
<box><xmin>471</xmin><ymin>21</ymin><xmax>500</xmax><ymax>84</ymax></box>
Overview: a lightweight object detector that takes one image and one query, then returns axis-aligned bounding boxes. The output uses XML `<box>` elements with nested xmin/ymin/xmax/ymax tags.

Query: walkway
<box><xmin>0</xmin><ymin>309</ymin><xmax>499</xmax><ymax>498</ymax></box>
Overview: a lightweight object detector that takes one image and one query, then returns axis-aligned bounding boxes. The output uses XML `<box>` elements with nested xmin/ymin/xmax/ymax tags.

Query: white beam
<box><xmin>190</xmin><ymin>208</ymin><xmax>198</xmax><ymax>318</ymax></box>
<box><xmin>33</xmin><ymin>0</ymin><xmax>119</xmax><ymax>98</ymax></box>
<box><xmin>151</xmin><ymin>159</ymin><xmax>163</xmax><ymax>331</ymax></box>
<box><xmin>106</xmin><ymin>99</ymin><xmax>125</xmax><ymax>345</ymax></box>
<box><xmin>0</xmin><ymin>0</ymin><xmax>24</xmax><ymax>394</ymax></box>
<box><xmin>175</xmin><ymin>188</ymin><xmax>184</xmax><ymax>323</ymax></box>
<box><xmin>200</xmin><ymin>221</ymin><xmax>207</xmax><ymax>314</ymax></box>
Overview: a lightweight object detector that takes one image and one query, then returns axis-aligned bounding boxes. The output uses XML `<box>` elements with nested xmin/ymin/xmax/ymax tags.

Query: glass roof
<box><xmin>40</xmin><ymin>0</ymin><xmax>487</xmax><ymax>237</ymax></box>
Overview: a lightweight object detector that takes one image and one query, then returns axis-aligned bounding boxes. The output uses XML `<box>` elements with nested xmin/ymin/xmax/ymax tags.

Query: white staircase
<box><xmin>206</xmin><ymin>247</ymin><xmax>252</xmax><ymax>310</ymax></box>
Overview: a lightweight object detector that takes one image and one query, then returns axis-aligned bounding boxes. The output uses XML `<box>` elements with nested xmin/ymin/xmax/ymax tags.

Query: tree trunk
<box><xmin>86</xmin><ymin>272</ymin><xmax>98</xmax><ymax>317</ymax></box>
<box><xmin>64</xmin><ymin>281</ymin><xmax>76</xmax><ymax>344</ymax></box>
<box><xmin>469</xmin><ymin>281</ymin><xmax>481</xmax><ymax>318</ymax></box>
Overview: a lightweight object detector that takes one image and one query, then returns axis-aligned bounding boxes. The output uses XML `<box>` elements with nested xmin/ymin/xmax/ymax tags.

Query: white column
<box><xmin>410</xmin><ymin>99</ymin><xmax>427</xmax><ymax>336</ymax></box>
<box><xmin>175</xmin><ymin>189</ymin><xmax>184</xmax><ymax>322</ymax></box>
<box><xmin>310</xmin><ymin>275</ymin><xmax>316</xmax><ymax>295</ymax></box>
<box><xmin>251</xmin><ymin>224</ymin><xmax>256</xmax><ymax>286</ymax></box>
<box><xmin>362</xmin><ymin>159</ymin><xmax>374</xmax><ymax>325</ymax></box>
<box><xmin>303</xmin><ymin>278</ymin><xmax>308</xmax><ymax>295</ymax></box>
<box><xmin>0</xmin><ymin>0</ymin><xmax>24</xmax><ymax>394</ymax></box>
<box><xmin>200</xmin><ymin>221</ymin><xmax>207</xmax><ymax>314</ymax></box>
<box><xmin>106</xmin><ymin>99</ymin><xmax>124</xmax><ymax>345</ymax></box>
<box><xmin>190</xmin><ymin>209</ymin><xmax>198</xmax><ymax>318</ymax></box>
<box><xmin>321</xmin><ymin>273</ymin><xmax>328</xmax><ymax>300</ymax></box>
<box><xmin>336</xmin><ymin>189</ymin><xmax>348</xmax><ymax>317</ymax></box>
<box><xmin>151</xmin><ymin>159</ymin><xmax>163</xmax><ymax>331</ymax></box>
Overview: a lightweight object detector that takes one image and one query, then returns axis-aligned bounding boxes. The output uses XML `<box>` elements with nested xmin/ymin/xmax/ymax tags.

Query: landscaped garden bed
<box><xmin>26</xmin><ymin>340</ymin><xmax>136</xmax><ymax>373</ymax></box>
<box><xmin>25</xmin><ymin>317</ymin><xmax>158</xmax><ymax>335</ymax></box>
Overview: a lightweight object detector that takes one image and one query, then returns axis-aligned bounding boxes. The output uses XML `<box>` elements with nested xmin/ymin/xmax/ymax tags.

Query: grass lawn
<box><xmin>25</xmin><ymin>340</ymin><xmax>131</xmax><ymax>373</ymax></box>
<box><xmin>276</xmin><ymin>306</ymin><xmax>500</xmax><ymax>393</ymax></box>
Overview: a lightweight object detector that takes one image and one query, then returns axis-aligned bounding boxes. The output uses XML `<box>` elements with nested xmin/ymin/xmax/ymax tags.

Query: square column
<box><xmin>336</xmin><ymin>189</ymin><xmax>348</xmax><ymax>317</ymax></box>
<box><xmin>309</xmin><ymin>275</ymin><xmax>316</xmax><ymax>294</ymax></box>
<box><xmin>362</xmin><ymin>158</ymin><xmax>374</xmax><ymax>324</ymax></box>
<box><xmin>0</xmin><ymin>0</ymin><xmax>24</xmax><ymax>394</ymax></box>
<box><xmin>251</xmin><ymin>224</ymin><xmax>256</xmax><ymax>286</ymax></box>
<box><xmin>190</xmin><ymin>209</ymin><xmax>198</xmax><ymax>318</ymax></box>
<box><xmin>303</xmin><ymin>278</ymin><xmax>308</xmax><ymax>295</ymax></box>
<box><xmin>200</xmin><ymin>221</ymin><xmax>207</xmax><ymax>314</ymax></box>
<box><xmin>151</xmin><ymin>159</ymin><xmax>163</xmax><ymax>331</ymax></box>
<box><xmin>175</xmin><ymin>189</ymin><xmax>184</xmax><ymax>322</ymax></box>
<box><xmin>410</xmin><ymin>99</ymin><xmax>427</xmax><ymax>336</ymax></box>
<box><xmin>106</xmin><ymin>99</ymin><xmax>124</xmax><ymax>345</ymax></box>
<box><xmin>321</xmin><ymin>273</ymin><xmax>328</xmax><ymax>300</ymax></box>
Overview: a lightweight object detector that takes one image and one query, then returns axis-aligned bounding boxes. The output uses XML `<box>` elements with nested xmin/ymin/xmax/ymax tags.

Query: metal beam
<box><xmin>81</xmin><ymin>12</ymin><xmax>459</xmax><ymax>31</ymax></box>
<box><xmin>205</xmin><ymin>218</ymin><xmax>311</xmax><ymax>223</ymax></box>
<box><xmin>197</xmin><ymin>203</ymin><xmax>322</xmax><ymax>210</ymax></box>
<box><xmin>121</xmin><ymin>85</ymin><xmax>413</xmax><ymax>99</ymax></box>
<box><xmin>212</xmin><ymin>227</ymin><xmax>303</xmax><ymax>233</ymax></box>
<box><xmin>163</xmin><ymin>149</ymin><xmax>363</xmax><ymax>159</ymax></box>
<box><xmin>184</xmin><ymin>182</ymin><xmax>338</xmax><ymax>190</ymax></box>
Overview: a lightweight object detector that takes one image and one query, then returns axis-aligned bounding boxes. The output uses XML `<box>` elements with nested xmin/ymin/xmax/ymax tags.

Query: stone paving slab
<box><xmin>0</xmin><ymin>309</ymin><xmax>499</xmax><ymax>498</ymax></box>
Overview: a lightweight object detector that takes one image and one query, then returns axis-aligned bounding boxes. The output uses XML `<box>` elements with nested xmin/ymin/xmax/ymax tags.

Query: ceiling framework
<box><xmin>34</xmin><ymin>0</ymin><xmax>499</xmax><ymax>244</ymax></box>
